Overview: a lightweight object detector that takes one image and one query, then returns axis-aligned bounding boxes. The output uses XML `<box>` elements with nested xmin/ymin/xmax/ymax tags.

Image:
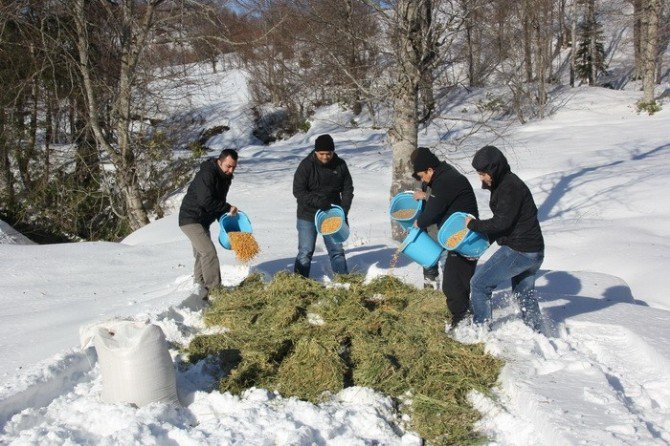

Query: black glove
<box><xmin>318</xmin><ymin>197</ymin><xmax>331</xmax><ymax>211</ymax></box>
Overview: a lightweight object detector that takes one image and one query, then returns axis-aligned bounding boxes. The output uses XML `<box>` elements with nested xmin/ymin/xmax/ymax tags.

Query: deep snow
<box><xmin>1</xmin><ymin>63</ymin><xmax>670</xmax><ymax>445</ymax></box>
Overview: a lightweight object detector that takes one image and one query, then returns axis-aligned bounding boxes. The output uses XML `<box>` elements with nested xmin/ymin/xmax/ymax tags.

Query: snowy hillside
<box><xmin>1</xmin><ymin>59</ymin><xmax>670</xmax><ymax>445</ymax></box>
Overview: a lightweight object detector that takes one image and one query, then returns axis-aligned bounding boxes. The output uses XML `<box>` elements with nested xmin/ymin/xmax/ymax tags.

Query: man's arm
<box><xmin>340</xmin><ymin>163</ymin><xmax>354</xmax><ymax>214</ymax></box>
<box><xmin>195</xmin><ymin>169</ymin><xmax>230</xmax><ymax>215</ymax></box>
<box><xmin>467</xmin><ymin>181</ymin><xmax>521</xmax><ymax>234</ymax></box>
<box><xmin>415</xmin><ymin>176</ymin><xmax>459</xmax><ymax>229</ymax></box>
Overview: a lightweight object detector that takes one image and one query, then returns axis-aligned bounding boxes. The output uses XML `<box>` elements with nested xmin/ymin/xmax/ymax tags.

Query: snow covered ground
<box><xmin>1</xmin><ymin>65</ymin><xmax>670</xmax><ymax>445</ymax></box>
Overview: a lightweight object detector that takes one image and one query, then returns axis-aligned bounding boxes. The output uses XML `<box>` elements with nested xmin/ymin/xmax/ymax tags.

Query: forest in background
<box><xmin>0</xmin><ymin>0</ymin><xmax>667</xmax><ymax>242</ymax></box>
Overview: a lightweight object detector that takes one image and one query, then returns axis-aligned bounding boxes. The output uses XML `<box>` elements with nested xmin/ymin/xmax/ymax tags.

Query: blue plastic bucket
<box><xmin>315</xmin><ymin>205</ymin><xmax>349</xmax><ymax>243</ymax></box>
<box><xmin>218</xmin><ymin>211</ymin><xmax>253</xmax><ymax>250</ymax></box>
<box><xmin>400</xmin><ymin>227</ymin><xmax>443</xmax><ymax>268</ymax></box>
<box><xmin>437</xmin><ymin>212</ymin><xmax>489</xmax><ymax>259</ymax></box>
<box><xmin>389</xmin><ymin>192</ymin><xmax>422</xmax><ymax>230</ymax></box>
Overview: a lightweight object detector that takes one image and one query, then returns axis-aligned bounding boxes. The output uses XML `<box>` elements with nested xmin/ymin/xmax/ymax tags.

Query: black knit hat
<box><xmin>315</xmin><ymin>134</ymin><xmax>335</xmax><ymax>152</ymax></box>
<box><xmin>411</xmin><ymin>147</ymin><xmax>440</xmax><ymax>173</ymax></box>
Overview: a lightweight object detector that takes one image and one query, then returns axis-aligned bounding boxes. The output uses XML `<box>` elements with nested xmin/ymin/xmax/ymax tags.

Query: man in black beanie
<box><xmin>411</xmin><ymin>147</ymin><xmax>479</xmax><ymax>328</ymax></box>
<box><xmin>292</xmin><ymin>134</ymin><xmax>354</xmax><ymax>278</ymax></box>
<box><xmin>409</xmin><ymin>147</ymin><xmax>443</xmax><ymax>289</ymax></box>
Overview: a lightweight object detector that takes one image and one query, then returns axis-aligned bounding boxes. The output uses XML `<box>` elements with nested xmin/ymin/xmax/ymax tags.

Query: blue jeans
<box><xmin>294</xmin><ymin>218</ymin><xmax>348</xmax><ymax>278</ymax></box>
<box><xmin>470</xmin><ymin>245</ymin><xmax>544</xmax><ymax>330</ymax></box>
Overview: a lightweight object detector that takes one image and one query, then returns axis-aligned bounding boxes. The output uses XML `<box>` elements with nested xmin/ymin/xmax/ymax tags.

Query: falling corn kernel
<box><xmin>389</xmin><ymin>247</ymin><xmax>402</xmax><ymax>271</ymax></box>
<box><xmin>228</xmin><ymin>232</ymin><xmax>260</xmax><ymax>263</ymax></box>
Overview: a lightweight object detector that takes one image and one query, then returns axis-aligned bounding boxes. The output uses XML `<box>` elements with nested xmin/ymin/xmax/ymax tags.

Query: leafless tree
<box><xmin>641</xmin><ymin>0</ymin><xmax>661</xmax><ymax>105</ymax></box>
<box><xmin>363</xmin><ymin>0</ymin><xmax>443</xmax><ymax>240</ymax></box>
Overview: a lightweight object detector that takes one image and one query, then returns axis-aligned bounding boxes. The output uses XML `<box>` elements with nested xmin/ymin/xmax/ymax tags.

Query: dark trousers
<box><xmin>442</xmin><ymin>251</ymin><xmax>477</xmax><ymax>323</ymax></box>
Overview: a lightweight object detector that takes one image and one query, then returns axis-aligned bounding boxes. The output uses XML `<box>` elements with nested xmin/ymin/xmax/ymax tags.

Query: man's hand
<box><xmin>318</xmin><ymin>197</ymin><xmax>331</xmax><ymax>211</ymax></box>
<box><xmin>229</xmin><ymin>205</ymin><xmax>238</xmax><ymax>216</ymax></box>
<box><xmin>464</xmin><ymin>216</ymin><xmax>472</xmax><ymax>228</ymax></box>
<box><xmin>413</xmin><ymin>190</ymin><xmax>427</xmax><ymax>201</ymax></box>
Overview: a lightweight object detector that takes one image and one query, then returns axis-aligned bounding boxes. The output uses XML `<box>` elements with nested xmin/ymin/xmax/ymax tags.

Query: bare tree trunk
<box><xmin>588</xmin><ymin>0</ymin><xmax>597</xmax><ymax>84</ymax></box>
<box><xmin>389</xmin><ymin>86</ymin><xmax>418</xmax><ymax>240</ymax></box>
<box><xmin>642</xmin><ymin>0</ymin><xmax>660</xmax><ymax>103</ymax></box>
<box><xmin>418</xmin><ymin>69</ymin><xmax>435</xmax><ymax>124</ymax></box>
<box><xmin>464</xmin><ymin>1</ymin><xmax>479</xmax><ymax>87</ymax></box>
<box><xmin>73</xmin><ymin>0</ymin><xmax>151</xmax><ymax>230</ymax></box>
<box><xmin>535</xmin><ymin>17</ymin><xmax>547</xmax><ymax>118</ymax></box>
<box><xmin>658</xmin><ymin>4</ymin><xmax>670</xmax><ymax>83</ymax></box>
<box><xmin>43</xmin><ymin>92</ymin><xmax>53</xmax><ymax>189</ymax></box>
<box><xmin>633</xmin><ymin>0</ymin><xmax>644</xmax><ymax>79</ymax></box>
<box><xmin>74</xmin><ymin>116</ymin><xmax>99</xmax><ymax>186</ymax></box>
<box><xmin>558</xmin><ymin>0</ymin><xmax>569</xmax><ymax>48</ymax></box>
<box><xmin>115</xmin><ymin>0</ymin><xmax>155</xmax><ymax>229</ymax></box>
<box><xmin>14</xmin><ymin>98</ymin><xmax>31</xmax><ymax>192</ymax></box>
<box><xmin>0</xmin><ymin>108</ymin><xmax>15</xmax><ymax>205</ymax></box>
<box><xmin>570</xmin><ymin>0</ymin><xmax>578</xmax><ymax>86</ymax></box>
<box><xmin>388</xmin><ymin>0</ymin><xmax>434</xmax><ymax>241</ymax></box>
<box><xmin>24</xmin><ymin>74</ymin><xmax>39</xmax><ymax>189</ymax></box>
<box><xmin>523</xmin><ymin>1</ymin><xmax>534</xmax><ymax>82</ymax></box>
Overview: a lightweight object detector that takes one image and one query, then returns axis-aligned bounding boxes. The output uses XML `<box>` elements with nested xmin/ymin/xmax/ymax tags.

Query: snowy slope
<box><xmin>1</xmin><ymin>65</ymin><xmax>670</xmax><ymax>444</ymax></box>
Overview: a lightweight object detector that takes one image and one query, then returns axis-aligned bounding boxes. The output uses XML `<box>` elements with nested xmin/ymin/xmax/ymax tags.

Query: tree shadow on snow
<box><xmin>536</xmin><ymin>270</ymin><xmax>647</xmax><ymax>326</ymax></box>
<box><xmin>536</xmin><ymin>143</ymin><xmax>670</xmax><ymax>223</ymax></box>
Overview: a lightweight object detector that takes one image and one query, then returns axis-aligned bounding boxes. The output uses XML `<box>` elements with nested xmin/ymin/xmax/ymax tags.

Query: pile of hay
<box><xmin>187</xmin><ymin>272</ymin><xmax>502</xmax><ymax>445</ymax></box>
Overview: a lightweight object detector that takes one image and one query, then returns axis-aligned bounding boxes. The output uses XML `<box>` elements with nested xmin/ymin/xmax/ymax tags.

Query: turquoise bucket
<box><xmin>315</xmin><ymin>205</ymin><xmax>349</xmax><ymax>243</ymax></box>
<box><xmin>437</xmin><ymin>212</ymin><xmax>489</xmax><ymax>259</ymax></box>
<box><xmin>218</xmin><ymin>211</ymin><xmax>253</xmax><ymax>250</ymax></box>
<box><xmin>389</xmin><ymin>191</ymin><xmax>422</xmax><ymax>230</ymax></box>
<box><xmin>400</xmin><ymin>227</ymin><xmax>443</xmax><ymax>268</ymax></box>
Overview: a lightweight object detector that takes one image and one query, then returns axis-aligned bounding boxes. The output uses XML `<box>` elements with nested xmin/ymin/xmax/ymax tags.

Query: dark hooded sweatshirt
<box><xmin>178</xmin><ymin>158</ymin><xmax>232</xmax><ymax>227</ymax></box>
<box><xmin>293</xmin><ymin>151</ymin><xmax>354</xmax><ymax>221</ymax></box>
<box><xmin>415</xmin><ymin>162</ymin><xmax>478</xmax><ymax>229</ymax></box>
<box><xmin>467</xmin><ymin>146</ymin><xmax>544</xmax><ymax>252</ymax></box>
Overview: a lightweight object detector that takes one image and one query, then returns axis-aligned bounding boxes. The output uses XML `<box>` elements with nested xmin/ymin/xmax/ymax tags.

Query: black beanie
<box><xmin>411</xmin><ymin>147</ymin><xmax>440</xmax><ymax>173</ymax></box>
<box><xmin>315</xmin><ymin>134</ymin><xmax>335</xmax><ymax>152</ymax></box>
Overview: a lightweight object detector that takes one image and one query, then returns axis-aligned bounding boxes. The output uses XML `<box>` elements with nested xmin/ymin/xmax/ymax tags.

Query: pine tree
<box><xmin>575</xmin><ymin>13</ymin><xmax>607</xmax><ymax>84</ymax></box>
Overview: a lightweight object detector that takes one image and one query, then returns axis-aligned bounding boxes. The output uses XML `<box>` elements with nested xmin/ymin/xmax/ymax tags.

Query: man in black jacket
<box><xmin>411</xmin><ymin>147</ymin><xmax>479</xmax><ymax>327</ymax></box>
<box><xmin>412</xmin><ymin>173</ymin><xmax>440</xmax><ymax>290</ymax></box>
<box><xmin>179</xmin><ymin>149</ymin><xmax>239</xmax><ymax>298</ymax></box>
<box><xmin>465</xmin><ymin>145</ymin><xmax>544</xmax><ymax>331</ymax></box>
<box><xmin>293</xmin><ymin>134</ymin><xmax>354</xmax><ymax>278</ymax></box>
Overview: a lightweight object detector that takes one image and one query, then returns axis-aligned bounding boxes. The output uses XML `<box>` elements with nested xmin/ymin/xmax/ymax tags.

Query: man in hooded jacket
<box><xmin>411</xmin><ymin>147</ymin><xmax>479</xmax><ymax>327</ymax></box>
<box><xmin>465</xmin><ymin>145</ymin><xmax>545</xmax><ymax>331</ymax></box>
<box><xmin>293</xmin><ymin>134</ymin><xmax>354</xmax><ymax>278</ymax></box>
<box><xmin>179</xmin><ymin>149</ymin><xmax>239</xmax><ymax>298</ymax></box>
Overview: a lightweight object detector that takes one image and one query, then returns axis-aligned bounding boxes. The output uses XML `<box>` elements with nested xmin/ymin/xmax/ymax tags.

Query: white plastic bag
<box><xmin>80</xmin><ymin>320</ymin><xmax>180</xmax><ymax>407</ymax></box>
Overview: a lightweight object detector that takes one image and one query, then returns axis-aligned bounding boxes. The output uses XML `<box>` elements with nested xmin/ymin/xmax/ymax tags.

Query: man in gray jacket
<box><xmin>179</xmin><ymin>149</ymin><xmax>239</xmax><ymax>299</ymax></box>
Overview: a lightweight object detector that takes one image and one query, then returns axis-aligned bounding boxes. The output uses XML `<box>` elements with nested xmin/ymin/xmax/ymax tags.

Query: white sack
<box><xmin>81</xmin><ymin>320</ymin><xmax>180</xmax><ymax>407</ymax></box>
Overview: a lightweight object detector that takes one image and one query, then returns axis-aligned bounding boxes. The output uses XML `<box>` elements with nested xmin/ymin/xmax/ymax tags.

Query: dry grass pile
<box><xmin>187</xmin><ymin>272</ymin><xmax>502</xmax><ymax>445</ymax></box>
